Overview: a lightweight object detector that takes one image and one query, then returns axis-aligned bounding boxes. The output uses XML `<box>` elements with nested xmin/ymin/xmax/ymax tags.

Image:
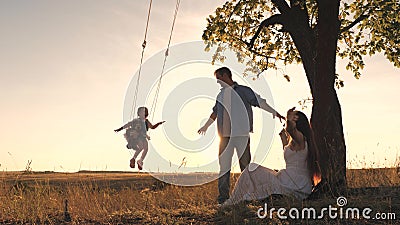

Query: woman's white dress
<box><xmin>224</xmin><ymin>142</ymin><xmax>312</xmax><ymax>205</ymax></box>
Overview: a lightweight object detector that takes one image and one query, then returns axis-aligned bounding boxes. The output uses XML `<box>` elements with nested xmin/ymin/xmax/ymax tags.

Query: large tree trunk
<box><xmin>311</xmin><ymin>88</ymin><xmax>347</xmax><ymax>195</ymax></box>
<box><xmin>310</xmin><ymin>0</ymin><xmax>346</xmax><ymax>195</ymax></box>
<box><xmin>286</xmin><ymin>0</ymin><xmax>347</xmax><ymax>195</ymax></box>
<box><xmin>268</xmin><ymin>0</ymin><xmax>346</xmax><ymax>195</ymax></box>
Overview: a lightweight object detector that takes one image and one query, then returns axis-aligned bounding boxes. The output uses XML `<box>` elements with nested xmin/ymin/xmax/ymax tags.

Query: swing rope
<box><xmin>130</xmin><ymin>0</ymin><xmax>153</xmax><ymax>120</ymax></box>
<box><xmin>149</xmin><ymin>0</ymin><xmax>181</xmax><ymax>121</ymax></box>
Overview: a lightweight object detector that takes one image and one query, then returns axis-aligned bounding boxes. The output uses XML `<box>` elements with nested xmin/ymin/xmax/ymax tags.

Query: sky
<box><xmin>0</xmin><ymin>0</ymin><xmax>399</xmax><ymax>173</ymax></box>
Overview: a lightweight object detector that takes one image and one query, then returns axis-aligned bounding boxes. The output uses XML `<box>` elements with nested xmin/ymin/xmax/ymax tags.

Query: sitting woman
<box><xmin>222</xmin><ymin>108</ymin><xmax>321</xmax><ymax>206</ymax></box>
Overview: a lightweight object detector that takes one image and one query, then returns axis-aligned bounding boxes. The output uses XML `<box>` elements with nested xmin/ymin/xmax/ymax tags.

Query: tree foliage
<box><xmin>203</xmin><ymin>0</ymin><xmax>399</xmax><ymax>82</ymax></box>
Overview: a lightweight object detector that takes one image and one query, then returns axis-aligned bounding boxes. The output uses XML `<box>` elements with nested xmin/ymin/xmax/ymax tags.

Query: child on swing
<box><xmin>114</xmin><ymin>106</ymin><xmax>165</xmax><ymax>170</ymax></box>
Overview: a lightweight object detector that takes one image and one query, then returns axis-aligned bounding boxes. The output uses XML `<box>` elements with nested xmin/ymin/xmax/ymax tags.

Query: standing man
<box><xmin>198</xmin><ymin>67</ymin><xmax>284</xmax><ymax>204</ymax></box>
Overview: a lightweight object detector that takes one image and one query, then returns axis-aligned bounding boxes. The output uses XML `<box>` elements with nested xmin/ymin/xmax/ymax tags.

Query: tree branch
<box><xmin>340</xmin><ymin>2</ymin><xmax>372</xmax><ymax>33</ymax></box>
<box><xmin>290</xmin><ymin>0</ymin><xmax>311</xmax><ymax>25</ymax></box>
<box><xmin>271</xmin><ymin>0</ymin><xmax>291</xmax><ymax>14</ymax></box>
<box><xmin>223</xmin><ymin>0</ymin><xmax>243</xmax><ymax>32</ymax></box>
<box><xmin>235</xmin><ymin>37</ymin><xmax>278</xmax><ymax>59</ymax></box>
<box><xmin>248</xmin><ymin>48</ymin><xmax>283</xmax><ymax>60</ymax></box>
<box><xmin>340</xmin><ymin>14</ymin><xmax>369</xmax><ymax>33</ymax></box>
<box><xmin>290</xmin><ymin>0</ymin><xmax>306</xmax><ymax>8</ymax></box>
<box><xmin>309</xmin><ymin>3</ymin><xmax>317</xmax><ymax>28</ymax></box>
<box><xmin>248</xmin><ymin>14</ymin><xmax>285</xmax><ymax>49</ymax></box>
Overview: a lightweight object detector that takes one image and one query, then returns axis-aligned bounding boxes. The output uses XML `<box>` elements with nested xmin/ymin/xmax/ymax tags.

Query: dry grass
<box><xmin>0</xmin><ymin>168</ymin><xmax>399</xmax><ymax>225</ymax></box>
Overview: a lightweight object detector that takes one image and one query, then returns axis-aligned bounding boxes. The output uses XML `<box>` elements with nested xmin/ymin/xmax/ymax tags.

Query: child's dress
<box><xmin>124</xmin><ymin>118</ymin><xmax>146</xmax><ymax>150</ymax></box>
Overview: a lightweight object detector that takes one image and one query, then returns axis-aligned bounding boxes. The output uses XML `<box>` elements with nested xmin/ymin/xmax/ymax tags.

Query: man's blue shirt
<box><xmin>212</xmin><ymin>82</ymin><xmax>264</xmax><ymax>137</ymax></box>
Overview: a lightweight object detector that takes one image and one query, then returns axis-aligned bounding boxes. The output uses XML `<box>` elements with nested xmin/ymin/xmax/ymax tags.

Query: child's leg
<box><xmin>132</xmin><ymin>148</ymin><xmax>142</xmax><ymax>160</ymax></box>
<box><xmin>129</xmin><ymin>140</ymin><xmax>142</xmax><ymax>168</ymax></box>
<box><xmin>130</xmin><ymin>148</ymin><xmax>142</xmax><ymax>168</ymax></box>
<box><xmin>136</xmin><ymin>139</ymin><xmax>147</xmax><ymax>170</ymax></box>
<box><xmin>139</xmin><ymin>139</ymin><xmax>149</xmax><ymax>161</ymax></box>
<box><xmin>131</xmin><ymin>139</ymin><xmax>144</xmax><ymax>159</ymax></box>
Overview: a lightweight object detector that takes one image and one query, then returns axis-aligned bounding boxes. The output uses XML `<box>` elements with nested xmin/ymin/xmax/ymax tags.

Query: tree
<box><xmin>202</xmin><ymin>0</ymin><xmax>399</xmax><ymax>195</ymax></box>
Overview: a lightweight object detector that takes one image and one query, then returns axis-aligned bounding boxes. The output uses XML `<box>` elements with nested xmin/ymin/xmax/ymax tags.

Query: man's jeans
<box><xmin>218</xmin><ymin>136</ymin><xmax>251</xmax><ymax>204</ymax></box>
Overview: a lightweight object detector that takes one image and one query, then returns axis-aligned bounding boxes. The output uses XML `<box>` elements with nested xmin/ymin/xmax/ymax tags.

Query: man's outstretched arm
<box><xmin>198</xmin><ymin>112</ymin><xmax>216</xmax><ymax>135</ymax></box>
<box><xmin>258</xmin><ymin>100</ymin><xmax>285</xmax><ymax>122</ymax></box>
<box><xmin>245</xmin><ymin>87</ymin><xmax>284</xmax><ymax>121</ymax></box>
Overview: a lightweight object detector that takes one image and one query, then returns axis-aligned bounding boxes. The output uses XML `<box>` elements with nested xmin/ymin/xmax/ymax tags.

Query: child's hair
<box><xmin>137</xmin><ymin>106</ymin><xmax>149</xmax><ymax>118</ymax></box>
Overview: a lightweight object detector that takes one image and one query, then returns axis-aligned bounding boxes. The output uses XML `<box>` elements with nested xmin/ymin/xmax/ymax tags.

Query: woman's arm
<box><xmin>279</xmin><ymin>128</ymin><xmax>289</xmax><ymax>149</ymax></box>
<box><xmin>285</xmin><ymin>108</ymin><xmax>305</xmax><ymax>146</ymax></box>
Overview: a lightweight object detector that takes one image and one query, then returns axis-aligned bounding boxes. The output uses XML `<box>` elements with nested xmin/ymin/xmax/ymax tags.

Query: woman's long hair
<box><xmin>295</xmin><ymin>111</ymin><xmax>322</xmax><ymax>186</ymax></box>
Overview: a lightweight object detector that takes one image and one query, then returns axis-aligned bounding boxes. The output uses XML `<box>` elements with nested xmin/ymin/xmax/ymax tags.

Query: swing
<box><xmin>129</xmin><ymin>0</ymin><xmax>180</xmax><ymax>119</ymax></box>
<box><xmin>123</xmin><ymin>0</ymin><xmax>181</xmax><ymax>150</ymax></box>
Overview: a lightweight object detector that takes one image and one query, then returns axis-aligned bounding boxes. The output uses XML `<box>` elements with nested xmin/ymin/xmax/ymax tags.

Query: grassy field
<box><xmin>0</xmin><ymin>168</ymin><xmax>399</xmax><ymax>224</ymax></box>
